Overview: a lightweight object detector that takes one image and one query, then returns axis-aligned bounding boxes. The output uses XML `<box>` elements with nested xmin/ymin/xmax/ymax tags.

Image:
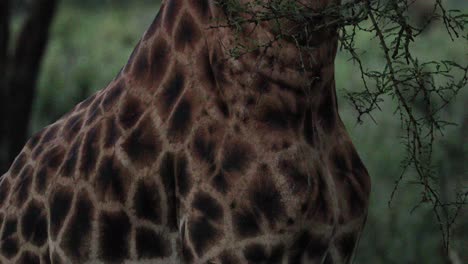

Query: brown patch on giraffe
<box><xmin>42</xmin><ymin>145</ymin><xmax>66</xmax><ymax>171</ymax></box>
<box><xmin>20</xmin><ymin>199</ymin><xmax>48</xmax><ymax>247</ymax></box>
<box><xmin>60</xmin><ymin>135</ymin><xmax>82</xmax><ymax>178</ymax></box>
<box><xmin>216</xmin><ymin>98</ymin><xmax>230</xmax><ymax>118</ymax></box>
<box><xmin>132</xmin><ymin>177</ymin><xmax>162</xmax><ymax>225</ymax></box>
<box><xmin>287</xmin><ymin>230</ymin><xmax>329</xmax><ymax>262</ymax></box>
<box><xmin>248</xmin><ymin>165</ymin><xmax>286</xmax><ymax>227</ymax></box>
<box><xmin>307</xmin><ymin>243</ymin><xmax>332</xmax><ymax>261</ymax></box>
<box><xmin>0</xmin><ymin>179</ymin><xmax>11</xmax><ymax>208</ymax></box>
<box><xmin>336</xmin><ymin>232</ymin><xmax>358</xmax><ymax>262</ymax></box>
<box><xmin>175</xmin><ymin>153</ymin><xmax>192</xmax><ymax>197</ymax></box>
<box><xmin>221</xmin><ymin>138</ymin><xmax>254</xmax><ymax>174</ymax></box>
<box><xmin>12</xmin><ymin>165</ymin><xmax>33</xmax><ymax>208</ymax></box>
<box><xmin>303</xmin><ymin>105</ymin><xmax>317</xmax><ymax>146</ymax></box>
<box><xmin>211</xmin><ymin>171</ymin><xmax>229</xmax><ymax>194</ymax></box>
<box><xmin>42</xmin><ymin>124</ymin><xmax>61</xmax><ymax>144</ymax></box>
<box><xmin>253</xmin><ymin>75</ymin><xmax>272</xmax><ymax>93</ymax></box>
<box><xmin>148</xmin><ymin>36</ymin><xmax>170</xmax><ymax>93</ymax></box>
<box><xmin>317</xmin><ymin>80</ymin><xmax>337</xmax><ymax>133</ymax></box>
<box><xmin>306</xmin><ymin>168</ymin><xmax>334</xmax><ymax>224</ymax></box>
<box><xmin>192</xmin><ymin>191</ymin><xmax>224</xmax><ymax>222</ymax></box>
<box><xmin>157</xmin><ymin>64</ymin><xmax>185</xmax><ymax>121</ymax></box>
<box><xmin>167</xmin><ymin>96</ymin><xmax>195</xmax><ymax>143</ymax></box>
<box><xmin>174</xmin><ymin>12</ymin><xmax>202</xmax><ymax>52</ymax></box>
<box><xmin>118</xmin><ymin>94</ymin><xmax>144</xmax><ymax>129</ymax></box>
<box><xmin>278</xmin><ymin>158</ymin><xmax>312</xmax><ymax>194</ymax></box>
<box><xmin>61</xmin><ymin>190</ymin><xmax>95</xmax><ymax>263</ymax></box>
<box><xmin>217</xmin><ymin>251</ymin><xmax>242</xmax><ymax>264</ymax></box>
<box><xmin>210</xmin><ymin>137</ymin><xmax>255</xmax><ymax>194</ymax></box>
<box><xmin>32</xmin><ymin>143</ymin><xmax>45</xmax><ymax>160</ymax></box>
<box><xmin>9</xmin><ymin>152</ymin><xmax>27</xmax><ymax>178</ymax></box>
<box><xmin>271</xmin><ymin>244</ymin><xmax>286</xmax><ymax>262</ymax></box>
<box><xmin>190</xmin><ymin>0</ymin><xmax>211</xmax><ymax>21</ymax></box>
<box><xmin>32</xmin><ymin>146</ymin><xmax>45</xmax><ymax>161</ymax></box>
<box><xmin>35</xmin><ymin>166</ymin><xmax>48</xmax><ymax>194</ymax></box>
<box><xmin>85</xmin><ymin>95</ymin><xmax>103</xmax><ymax>126</ymax></box>
<box><xmin>253</xmin><ymin>92</ymin><xmax>302</xmax><ymax>131</ymax></box>
<box><xmin>190</xmin><ymin>123</ymin><xmax>224</xmax><ymax>173</ymax></box>
<box><xmin>188</xmin><ymin>215</ymin><xmax>223</xmax><ymax>257</ymax></box>
<box><xmin>79</xmin><ymin>123</ymin><xmax>102</xmax><ymax>178</ymax></box>
<box><xmin>26</xmin><ymin>130</ymin><xmax>43</xmax><ymax>151</ymax></box>
<box><xmin>210</xmin><ymin>46</ymin><xmax>230</xmax><ymax>86</ymax></box>
<box><xmin>194</xmin><ymin>48</ymin><xmax>231</xmax><ymax>119</ymax></box>
<box><xmin>132</xmin><ymin>45</ymin><xmax>150</xmax><ymax>86</ymax></box>
<box><xmin>122</xmin><ymin>114</ymin><xmax>162</xmax><ymax>167</ymax></box>
<box><xmin>49</xmin><ymin>185</ymin><xmax>73</xmax><ymax>240</ymax></box>
<box><xmin>232</xmin><ymin>206</ymin><xmax>261</xmax><ymax>239</ymax></box>
<box><xmin>164</xmin><ymin>0</ymin><xmax>183</xmax><ymax>33</ymax></box>
<box><xmin>62</xmin><ymin>113</ymin><xmax>84</xmax><ymax>143</ymax></box>
<box><xmin>52</xmin><ymin>251</ymin><xmax>64</xmax><ymax>264</ymax></box>
<box><xmin>159</xmin><ymin>152</ymin><xmax>177</xmax><ymax>231</ymax></box>
<box><xmin>135</xmin><ymin>227</ymin><xmax>172</xmax><ymax>259</ymax></box>
<box><xmin>196</xmin><ymin>48</ymin><xmax>217</xmax><ymax>92</ymax></box>
<box><xmin>30</xmin><ymin>124</ymin><xmax>60</xmax><ymax>160</ymax></box>
<box><xmin>102</xmin><ymin>79</ymin><xmax>125</xmax><ymax>111</ymax></box>
<box><xmin>243</xmin><ymin>243</ymin><xmax>284</xmax><ymax>263</ymax></box>
<box><xmin>94</xmin><ymin>156</ymin><xmax>131</xmax><ymax>203</ymax></box>
<box><xmin>97</xmin><ymin>210</ymin><xmax>131</xmax><ymax>262</ymax></box>
<box><xmin>103</xmin><ymin>117</ymin><xmax>121</xmax><ymax>149</ymax></box>
<box><xmin>0</xmin><ymin>217</ymin><xmax>19</xmax><ymax>259</ymax></box>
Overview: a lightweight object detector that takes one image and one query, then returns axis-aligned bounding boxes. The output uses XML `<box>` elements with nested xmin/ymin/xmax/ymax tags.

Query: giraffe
<box><xmin>0</xmin><ymin>0</ymin><xmax>371</xmax><ymax>263</ymax></box>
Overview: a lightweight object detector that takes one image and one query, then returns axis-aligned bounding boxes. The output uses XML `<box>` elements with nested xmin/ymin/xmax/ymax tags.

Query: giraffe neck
<box><xmin>120</xmin><ymin>0</ymin><xmax>341</xmax><ymax>140</ymax></box>
<box><xmin>0</xmin><ymin>1</ymin><xmax>370</xmax><ymax>263</ymax></box>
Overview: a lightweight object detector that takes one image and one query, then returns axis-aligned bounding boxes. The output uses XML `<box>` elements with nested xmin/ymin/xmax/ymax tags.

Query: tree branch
<box><xmin>5</xmin><ymin>0</ymin><xmax>59</xmax><ymax>165</ymax></box>
<box><xmin>0</xmin><ymin>0</ymin><xmax>11</xmax><ymax>173</ymax></box>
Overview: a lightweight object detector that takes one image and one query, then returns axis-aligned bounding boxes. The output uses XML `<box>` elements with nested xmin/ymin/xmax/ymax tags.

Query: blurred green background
<box><xmin>10</xmin><ymin>0</ymin><xmax>468</xmax><ymax>263</ymax></box>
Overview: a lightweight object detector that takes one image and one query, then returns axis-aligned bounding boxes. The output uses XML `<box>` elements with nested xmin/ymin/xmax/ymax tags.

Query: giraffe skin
<box><xmin>0</xmin><ymin>0</ymin><xmax>371</xmax><ymax>263</ymax></box>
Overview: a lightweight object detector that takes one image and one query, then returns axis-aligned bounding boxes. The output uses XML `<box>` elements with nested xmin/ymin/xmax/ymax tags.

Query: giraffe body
<box><xmin>0</xmin><ymin>1</ymin><xmax>370</xmax><ymax>263</ymax></box>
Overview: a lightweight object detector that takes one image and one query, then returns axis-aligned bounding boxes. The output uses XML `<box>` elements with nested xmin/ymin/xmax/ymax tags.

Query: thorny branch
<box><xmin>215</xmin><ymin>0</ymin><xmax>467</xmax><ymax>253</ymax></box>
